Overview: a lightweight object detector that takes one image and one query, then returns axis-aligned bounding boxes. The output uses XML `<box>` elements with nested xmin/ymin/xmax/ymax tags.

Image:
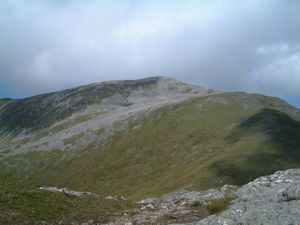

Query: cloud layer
<box><xmin>0</xmin><ymin>0</ymin><xmax>300</xmax><ymax>101</ymax></box>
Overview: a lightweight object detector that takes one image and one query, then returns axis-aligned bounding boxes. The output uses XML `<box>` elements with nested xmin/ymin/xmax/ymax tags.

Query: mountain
<box><xmin>0</xmin><ymin>76</ymin><xmax>300</xmax><ymax>224</ymax></box>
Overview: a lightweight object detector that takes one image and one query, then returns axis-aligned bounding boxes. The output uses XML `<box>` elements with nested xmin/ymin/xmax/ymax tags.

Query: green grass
<box><xmin>190</xmin><ymin>201</ymin><xmax>202</xmax><ymax>209</ymax></box>
<box><xmin>211</xmin><ymin>108</ymin><xmax>300</xmax><ymax>184</ymax></box>
<box><xmin>0</xmin><ymin>183</ymin><xmax>137</xmax><ymax>225</ymax></box>
<box><xmin>207</xmin><ymin>196</ymin><xmax>233</xmax><ymax>214</ymax></box>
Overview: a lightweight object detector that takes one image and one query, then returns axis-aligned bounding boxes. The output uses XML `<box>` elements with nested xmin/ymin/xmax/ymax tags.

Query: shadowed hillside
<box><xmin>212</xmin><ymin>108</ymin><xmax>300</xmax><ymax>184</ymax></box>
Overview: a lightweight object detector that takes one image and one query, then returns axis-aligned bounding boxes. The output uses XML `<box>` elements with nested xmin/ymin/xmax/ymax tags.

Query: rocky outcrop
<box><xmin>39</xmin><ymin>186</ymin><xmax>98</xmax><ymax>197</ymax></box>
<box><xmin>182</xmin><ymin>169</ymin><xmax>300</xmax><ymax>225</ymax></box>
<box><xmin>161</xmin><ymin>185</ymin><xmax>237</xmax><ymax>205</ymax></box>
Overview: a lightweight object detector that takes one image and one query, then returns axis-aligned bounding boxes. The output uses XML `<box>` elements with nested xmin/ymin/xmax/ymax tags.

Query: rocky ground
<box><xmin>39</xmin><ymin>184</ymin><xmax>236</xmax><ymax>225</ymax></box>
<box><xmin>38</xmin><ymin>169</ymin><xmax>300</xmax><ymax>225</ymax></box>
<box><xmin>182</xmin><ymin>169</ymin><xmax>300</xmax><ymax>225</ymax></box>
<box><xmin>102</xmin><ymin>185</ymin><xmax>237</xmax><ymax>225</ymax></box>
<box><xmin>100</xmin><ymin>169</ymin><xmax>300</xmax><ymax>225</ymax></box>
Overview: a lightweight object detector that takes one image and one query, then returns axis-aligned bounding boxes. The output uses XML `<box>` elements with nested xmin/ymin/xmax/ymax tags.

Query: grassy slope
<box><xmin>1</xmin><ymin>92</ymin><xmax>300</xmax><ymax>223</ymax></box>
<box><xmin>0</xmin><ymin>182</ymin><xmax>136</xmax><ymax>225</ymax></box>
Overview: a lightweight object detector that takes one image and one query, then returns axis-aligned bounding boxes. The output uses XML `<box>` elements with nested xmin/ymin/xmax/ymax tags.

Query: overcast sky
<box><xmin>0</xmin><ymin>0</ymin><xmax>300</xmax><ymax>108</ymax></box>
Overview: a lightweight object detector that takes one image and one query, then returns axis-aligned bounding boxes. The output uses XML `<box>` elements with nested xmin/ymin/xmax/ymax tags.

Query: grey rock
<box><xmin>105</xmin><ymin>196</ymin><xmax>118</xmax><ymax>200</ymax></box>
<box><xmin>39</xmin><ymin>186</ymin><xmax>98</xmax><ymax>197</ymax></box>
<box><xmin>140</xmin><ymin>203</ymin><xmax>155</xmax><ymax>211</ymax></box>
<box><xmin>124</xmin><ymin>222</ymin><xmax>133</xmax><ymax>225</ymax></box>
<box><xmin>181</xmin><ymin>169</ymin><xmax>300</xmax><ymax>225</ymax></box>
<box><xmin>139</xmin><ymin>197</ymin><xmax>160</xmax><ymax>204</ymax></box>
<box><xmin>162</xmin><ymin>185</ymin><xmax>237</xmax><ymax>204</ymax></box>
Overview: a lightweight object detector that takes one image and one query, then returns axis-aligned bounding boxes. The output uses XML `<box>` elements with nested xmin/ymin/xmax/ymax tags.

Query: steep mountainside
<box><xmin>0</xmin><ymin>76</ymin><xmax>214</xmax><ymax>155</ymax></box>
<box><xmin>0</xmin><ymin>77</ymin><xmax>300</xmax><ymax>224</ymax></box>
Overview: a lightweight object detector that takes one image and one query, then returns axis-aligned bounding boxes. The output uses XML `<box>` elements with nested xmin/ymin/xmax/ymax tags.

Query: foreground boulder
<box><xmin>183</xmin><ymin>169</ymin><xmax>300</xmax><ymax>225</ymax></box>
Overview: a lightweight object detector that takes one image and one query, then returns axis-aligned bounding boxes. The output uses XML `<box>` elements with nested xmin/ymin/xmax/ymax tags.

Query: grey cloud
<box><xmin>0</xmin><ymin>0</ymin><xmax>300</xmax><ymax>100</ymax></box>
